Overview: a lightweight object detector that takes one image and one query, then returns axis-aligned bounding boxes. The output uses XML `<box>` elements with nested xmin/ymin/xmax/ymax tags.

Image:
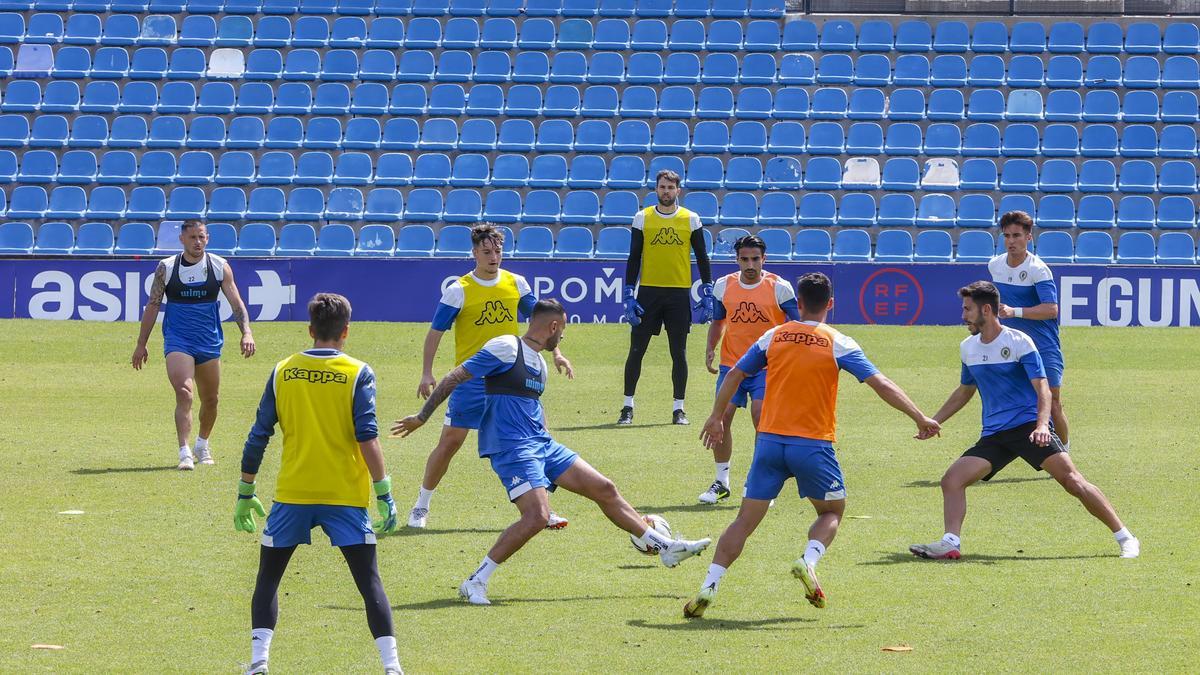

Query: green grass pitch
<box><xmin>0</xmin><ymin>320</ymin><xmax>1196</xmax><ymax>672</ymax></box>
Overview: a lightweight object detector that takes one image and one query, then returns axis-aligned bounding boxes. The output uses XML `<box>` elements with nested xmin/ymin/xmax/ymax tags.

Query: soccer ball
<box><xmin>630</xmin><ymin>514</ymin><xmax>672</xmax><ymax>556</ymax></box>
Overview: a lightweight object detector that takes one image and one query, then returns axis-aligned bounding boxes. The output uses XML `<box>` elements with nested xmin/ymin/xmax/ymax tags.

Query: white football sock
<box><xmin>179</xmin><ymin>445</ymin><xmax>191</xmax><ymax>459</ymax></box>
<box><xmin>942</xmin><ymin>532</ymin><xmax>961</xmax><ymax>548</ymax></box>
<box><xmin>673</xmin><ymin>399</ymin><xmax>686</xmax><ymax>412</ymax></box>
<box><xmin>414</xmin><ymin>487</ymin><xmax>434</xmax><ymax>510</ymax></box>
<box><xmin>623</xmin><ymin>396</ymin><xmax>635</xmax><ymax>408</ymax></box>
<box><xmin>702</xmin><ymin>563</ymin><xmax>727</xmax><ymax>590</ymax></box>
<box><xmin>640</xmin><ymin>527</ymin><xmax>674</xmax><ymax>551</ymax></box>
<box><xmin>469</xmin><ymin>556</ymin><xmax>499</xmax><ymax>585</ymax></box>
<box><xmin>195</xmin><ymin>437</ymin><xmax>209</xmax><ymax>452</ymax></box>
<box><xmin>802</xmin><ymin>540</ymin><xmax>826</xmax><ymax>568</ymax></box>
<box><xmin>376</xmin><ymin>636</ymin><xmax>400</xmax><ymax>671</ymax></box>
<box><xmin>714</xmin><ymin>462</ymin><xmax>731</xmax><ymax>486</ymax></box>
<box><xmin>250</xmin><ymin>628</ymin><xmax>273</xmax><ymax>665</ymax></box>
<box><xmin>1113</xmin><ymin>527</ymin><xmax>1133</xmax><ymax>542</ymax></box>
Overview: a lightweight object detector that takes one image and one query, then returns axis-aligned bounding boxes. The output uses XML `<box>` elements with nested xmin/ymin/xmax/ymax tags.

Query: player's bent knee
<box><xmin>522</xmin><ymin>508</ymin><xmax>550</xmax><ymax>531</ymax></box>
<box><xmin>1060</xmin><ymin>473</ymin><xmax>1090</xmax><ymax>498</ymax></box>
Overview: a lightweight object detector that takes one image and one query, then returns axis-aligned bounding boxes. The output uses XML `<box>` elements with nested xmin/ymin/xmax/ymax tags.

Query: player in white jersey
<box><xmin>909</xmin><ymin>281</ymin><xmax>1139</xmax><ymax>560</ymax></box>
<box><xmin>131</xmin><ymin>220</ymin><xmax>256</xmax><ymax>470</ymax></box>
<box><xmin>989</xmin><ymin>211</ymin><xmax>1069</xmax><ymax>444</ymax></box>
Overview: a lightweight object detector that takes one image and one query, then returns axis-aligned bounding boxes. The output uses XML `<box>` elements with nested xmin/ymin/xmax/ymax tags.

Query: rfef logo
<box><xmin>729</xmin><ymin>301</ymin><xmax>769</xmax><ymax>323</ymax></box>
<box><xmin>859</xmin><ymin>268</ymin><xmax>924</xmax><ymax>325</ymax></box>
<box><xmin>474</xmin><ymin>300</ymin><xmax>514</xmax><ymax>325</ymax></box>
<box><xmin>283</xmin><ymin>368</ymin><xmax>348</xmax><ymax>384</ymax></box>
<box><xmin>650</xmin><ymin>228</ymin><xmax>684</xmax><ymax>246</ymax></box>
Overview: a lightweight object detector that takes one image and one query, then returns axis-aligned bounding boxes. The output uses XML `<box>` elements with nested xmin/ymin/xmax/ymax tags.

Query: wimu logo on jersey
<box><xmin>474</xmin><ymin>300</ymin><xmax>514</xmax><ymax>325</ymax></box>
<box><xmin>729</xmin><ymin>302</ymin><xmax>769</xmax><ymax>323</ymax></box>
<box><xmin>16</xmin><ymin>263</ymin><xmax>295</xmax><ymax>321</ymax></box>
<box><xmin>283</xmin><ymin>368</ymin><xmax>348</xmax><ymax>384</ymax></box>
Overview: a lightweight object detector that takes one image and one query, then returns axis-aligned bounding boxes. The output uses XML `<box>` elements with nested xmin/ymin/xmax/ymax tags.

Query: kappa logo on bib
<box><xmin>475</xmin><ymin>300</ymin><xmax>514</xmax><ymax>326</ymax></box>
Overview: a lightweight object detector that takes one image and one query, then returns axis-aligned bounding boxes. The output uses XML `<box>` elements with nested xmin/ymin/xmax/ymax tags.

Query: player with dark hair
<box><xmin>684</xmin><ymin>273</ymin><xmax>938</xmax><ymax>617</ymax></box>
<box><xmin>698</xmin><ymin>235</ymin><xmax>801</xmax><ymax>504</ymax></box>
<box><xmin>990</xmin><ymin>211</ymin><xmax>1070</xmax><ymax>445</ymax></box>
<box><xmin>408</xmin><ymin>223</ymin><xmax>573</xmax><ymax>530</ymax></box>
<box><xmin>131</xmin><ymin>218</ymin><xmax>256</xmax><ymax>471</ymax></box>
<box><xmin>908</xmin><ymin>281</ymin><xmax>1139</xmax><ymax>561</ymax></box>
<box><xmin>618</xmin><ymin>169</ymin><xmax>713</xmax><ymax>426</ymax></box>
<box><xmin>235</xmin><ymin>293</ymin><xmax>403</xmax><ymax>675</ymax></box>
<box><xmin>394</xmin><ymin>299</ymin><xmax>711</xmax><ymax>606</ymax></box>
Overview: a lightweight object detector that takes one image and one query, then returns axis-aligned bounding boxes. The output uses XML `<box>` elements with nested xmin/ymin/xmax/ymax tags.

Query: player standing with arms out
<box><xmin>698</xmin><ymin>235</ymin><xmax>800</xmax><ymax>504</ymax></box>
<box><xmin>617</xmin><ymin>169</ymin><xmax>714</xmax><ymax>426</ymax></box>
<box><xmin>909</xmin><ymin>282</ymin><xmax>1139</xmax><ymax>561</ymax></box>
<box><xmin>685</xmin><ymin>273</ymin><xmax>939</xmax><ymax>617</ymax></box>
<box><xmin>393</xmin><ymin>300</ymin><xmax>711</xmax><ymax>606</ymax></box>
<box><xmin>408</xmin><ymin>224</ymin><xmax>573</xmax><ymax>529</ymax></box>
<box><xmin>235</xmin><ymin>293</ymin><xmax>403</xmax><ymax>675</ymax></box>
<box><xmin>990</xmin><ymin>211</ymin><xmax>1070</xmax><ymax>445</ymax></box>
<box><xmin>131</xmin><ymin>219</ymin><xmax>255</xmax><ymax>471</ymax></box>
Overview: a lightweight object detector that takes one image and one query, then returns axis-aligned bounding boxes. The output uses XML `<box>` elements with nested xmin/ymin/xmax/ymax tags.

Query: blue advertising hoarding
<box><xmin>1</xmin><ymin>257</ymin><xmax>1198</xmax><ymax>327</ymax></box>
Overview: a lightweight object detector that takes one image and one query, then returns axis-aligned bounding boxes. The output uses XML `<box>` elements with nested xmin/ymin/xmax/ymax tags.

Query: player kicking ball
<box><xmin>909</xmin><ymin>282</ymin><xmax>1139</xmax><ymax>561</ymax></box>
<box><xmin>235</xmin><ymin>294</ymin><xmax>403</xmax><ymax>675</ymax></box>
<box><xmin>685</xmin><ymin>273</ymin><xmax>939</xmax><ymax>618</ymax></box>
<box><xmin>393</xmin><ymin>299</ymin><xmax>711</xmax><ymax>605</ymax></box>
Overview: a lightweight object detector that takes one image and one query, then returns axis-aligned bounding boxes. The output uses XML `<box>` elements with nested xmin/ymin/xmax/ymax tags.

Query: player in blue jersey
<box><xmin>989</xmin><ymin>211</ymin><xmax>1070</xmax><ymax>445</ymax></box>
<box><xmin>393</xmin><ymin>300</ymin><xmax>711</xmax><ymax>605</ymax></box>
<box><xmin>408</xmin><ymin>224</ymin><xmax>573</xmax><ymax>530</ymax></box>
<box><xmin>909</xmin><ymin>282</ymin><xmax>1139</xmax><ymax>560</ymax></box>
<box><xmin>131</xmin><ymin>220</ymin><xmax>256</xmax><ymax>471</ymax></box>
<box><xmin>235</xmin><ymin>293</ymin><xmax>402</xmax><ymax>675</ymax></box>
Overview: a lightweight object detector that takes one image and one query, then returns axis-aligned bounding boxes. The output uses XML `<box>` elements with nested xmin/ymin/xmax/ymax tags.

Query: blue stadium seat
<box><xmin>933</xmin><ymin>20</ymin><xmax>968</xmax><ymax>52</ymax></box>
<box><xmin>931</xmin><ymin>55</ymin><xmax>967</xmax><ymax>87</ymax></box>
<box><xmin>782</xmin><ymin>18</ymin><xmax>817</xmax><ymax>50</ymax></box>
<box><xmin>1078</xmin><ymin>159</ymin><xmax>1117</xmax><ymax>192</ymax></box>
<box><xmin>592</xmin><ymin>226</ymin><xmax>629</xmax><ymax>259</ymax></box>
<box><xmin>164</xmin><ymin>186</ymin><xmax>206</xmax><ymax>219</ymax></box>
<box><xmin>726</xmin><ymin>157</ymin><xmax>764</xmax><ymax>190</ymax></box>
<box><xmin>874</xmin><ymin>230</ymin><xmax>913</xmax><ymax>262</ymax></box>
<box><xmin>810</xmin><ymin>88</ymin><xmax>847</xmax><ymax>120</ymax></box>
<box><xmin>1001</xmin><ymin>123</ymin><xmax>1040</xmax><ymax>157</ymax></box>
<box><xmin>928</xmin><ymin>89</ymin><xmax>965</xmax><ymax>121</ymax></box>
<box><xmin>858</xmin><ymin>20</ymin><xmax>894</xmax><ymax>52</ymax></box>
<box><xmin>1121</xmin><ymin>91</ymin><xmax>1159</xmax><ymax>124</ymax></box>
<box><xmin>917</xmin><ymin>193</ymin><xmax>955</xmax><ymax>227</ymax></box>
<box><xmin>1160</xmin><ymin>160</ymin><xmax>1198</xmax><ymax>194</ymax></box>
<box><xmin>1036</xmin><ymin>231</ymin><xmax>1075</xmax><ymax>264</ymax></box>
<box><xmin>1157</xmin><ymin>232</ymin><xmax>1197</xmax><ymax>264</ymax></box>
<box><xmin>402</xmin><ymin>188</ymin><xmax>443</xmax><ymax>222</ymax></box>
<box><xmin>1086</xmin><ymin>22</ymin><xmax>1122</xmax><ymax>54</ymax></box>
<box><xmin>1120</xmin><ymin>124</ymin><xmax>1159</xmax><ymax>158</ymax></box>
<box><xmin>72</xmin><ymin>221</ymin><xmax>115</xmax><ymax>255</ymax></box>
<box><xmin>1077</xmin><ymin>195</ymin><xmax>1115</xmax><ymax>229</ymax></box>
<box><xmin>126</xmin><ymin>186</ymin><xmax>166</xmax><ymax>219</ymax></box>
<box><xmin>1046</xmin><ymin>55</ymin><xmax>1082</xmax><ymax>88</ymax></box>
<box><xmin>959</xmin><ymin>158</ymin><xmax>998</xmax><ymax>190</ymax></box>
<box><xmin>245</xmin><ymin>49</ymin><xmax>283</xmax><ymax>80</ymax></box>
<box><xmin>85</xmin><ymin>186</ymin><xmax>128</xmax><ymax>219</ymax></box>
<box><xmin>1117</xmin><ymin>195</ymin><xmax>1156</xmax><ymax>230</ymax></box>
<box><xmin>626</xmin><ymin>52</ymin><xmax>662</xmax><ymax>83</ymax></box>
<box><xmin>521</xmin><ymin>190</ymin><xmax>560</xmax><ymax>224</ymax></box>
<box><xmin>1081</xmin><ymin>124</ymin><xmax>1118</xmax><ymax>157</ymax></box>
<box><xmin>802</xmin><ymin>156</ymin><xmax>840</xmax><ymax>190</ymax></box>
<box><xmin>31</xmin><ymin>221</ymin><xmax>72</xmax><ymax>255</ymax></box>
<box><xmin>394</xmin><ymin>224</ymin><xmax>435</xmax><ymax>257</ymax></box>
<box><xmin>965</xmin><ymin>89</ymin><xmax>1004</xmax><ymax>121</ymax></box>
<box><xmin>18</xmin><ymin>150</ymin><xmax>56</xmax><ymax>183</ymax></box>
<box><xmin>832</xmin><ymin>229</ymin><xmax>870</xmax><ymax>262</ymax></box>
<box><xmin>816</xmin><ymin>53</ymin><xmax>852</xmax><ymax>84</ymax></box>
<box><xmin>1036</xmin><ymin>195</ymin><xmax>1076</xmax><ymax>229</ymax></box>
<box><xmin>314</xmin><ymin>223</ymin><xmax>354</xmax><ymax>257</ymax></box>
<box><xmin>954</xmin><ymin>231</ymin><xmax>994</xmax><ymax>263</ymax></box>
<box><xmin>963</xmin><ymin>123</ymin><xmax>1001</xmax><ymax>157</ymax></box>
<box><xmin>887</xmin><ymin>89</ymin><xmax>924</xmax><ymax>120</ymax></box>
<box><xmin>1162</xmin><ymin>91</ymin><xmax>1199</xmax><ymax>123</ymax></box>
<box><xmin>779</xmin><ymin>53</ymin><xmax>815</xmax><ymax>84</ymax></box>
<box><xmin>1124</xmin><ymin>56</ymin><xmax>1161</xmax><ymax>89</ymax></box>
<box><xmin>1118</xmin><ymin>160</ymin><xmax>1157</xmax><ymax>193</ymax></box>
<box><xmin>760</xmin><ymin>157</ymin><xmax>800</xmax><ymax>190</ymax></box>
<box><xmin>837</xmin><ymin>193</ymin><xmax>876</xmax><ymax>227</ymax></box>
<box><xmin>1048</xmin><ymin>21</ymin><xmax>1084</xmax><ymax>53</ymax></box>
<box><xmin>790</xmin><ymin>229</ymin><xmax>830</xmax><ymax>262</ymax></box>
<box><xmin>881</xmin><ymin>157</ymin><xmax>919</xmax><ymax>191</ymax></box>
<box><xmin>1038</xmin><ymin>159</ymin><xmax>1077</xmax><ymax>193</ymax></box>
<box><xmin>364</xmin><ymin>187</ymin><xmax>404</xmax><ymax>222</ymax></box>
<box><xmin>352</xmin><ymin>224</ymin><xmax>395</xmax><ymax>256</ymax></box>
<box><xmin>1164</xmin><ymin>23</ymin><xmax>1200</xmax><ymax>54</ymax></box>
<box><xmin>560</xmin><ymin>190</ymin><xmax>600</xmax><ymax>223</ymax></box>
<box><xmin>1041</xmin><ymin>124</ymin><xmax>1079</xmax><ymax>157</ymax></box>
<box><xmin>956</xmin><ymin>194</ymin><xmax>996</xmax><ymax>228</ymax></box>
<box><xmin>848</xmin><ymin>90</ymin><xmax>885</xmax><ymax>120</ymax></box>
<box><xmin>28</xmin><ymin>115</ymin><xmax>67</xmax><ymax>148</ymax></box>
<box><xmin>322</xmin><ymin>187</ymin><xmax>363</xmax><ymax>220</ymax></box>
<box><xmin>753</xmin><ymin>192</ymin><xmax>794</xmax><ymax>226</ymax></box>
<box><xmin>798</xmin><ymin>192</ymin><xmax>836</xmax><ymax>226</ymax></box>
<box><xmin>431</xmin><ymin>224</ymin><xmax>471</xmax><ymax>257</ymax></box>
<box><xmin>702</xmin><ymin>53</ymin><xmax>739</xmax><ymax>85</ymax></box>
<box><xmin>772</xmin><ymin>87</ymin><xmax>808</xmax><ymax>119</ymax></box>
<box><xmin>719</xmin><ymin>192</ymin><xmax>757</xmax><ymax>226</ymax></box>
<box><xmin>818</xmin><ymin>19</ymin><xmax>855</xmax><ymax>51</ymax></box>
<box><xmin>1000</xmin><ymin>159</ymin><xmax>1038</xmax><ymax>192</ymax></box>
<box><xmin>114</xmin><ymin>222</ymin><xmax>155</xmax><ymax>255</ymax></box>
<box><xmin>970</xmin><ymin>21</ymin><xmax>1007</xmax><ymax>53</ymax></box>
<box><xmin>1085</xmin><ymin>55</ymin><xmax>1122</xmax><ymax>87</ymax></box>
<box><xmin>854</xmin><ymin>56</ymin><xmax>891</xmax><ymax>86</ymax></box>
<box><xmin>884</xmin><ymin>123</ymin><xmax>921</xmax><ymax>155</ymax></box>
<box><xmin>1075</xmin><ymin>231</ymin><xmax>1114</xmax><ymax>263</ymax></box>
<box><xmin>1163</xmin><ymin>55</ymin><xmax>1200</xmax><ymax>88</ymax></box>
<box><xmin>682</xmin><ymin>191</ymin><xmax>716</xmax><ymax>225</ymax></box>
<box><xmin>925</xmin><ymin>123</ymin><xmax>962</xmax><ymax>156</ymax></box>
<box><xmin>553</xmin><ymin>225</ymin><xmax>594</xmax><ymax>258</ymax></box>
<box><xmin>515</xmin><ymin>225</ymin><xmax>554</xmax><ymax>258</ymax></box>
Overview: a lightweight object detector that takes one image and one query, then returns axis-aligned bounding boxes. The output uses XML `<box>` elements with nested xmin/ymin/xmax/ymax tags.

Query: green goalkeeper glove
<box><xmin>373</xmin><ymin>476</ymin><xmax>398</xmax><ymax>534</ymax></box>
<box><xmin>234</xmin><ymin>480</ymin><xmax>266</xmax><ymax>533</ymax></box>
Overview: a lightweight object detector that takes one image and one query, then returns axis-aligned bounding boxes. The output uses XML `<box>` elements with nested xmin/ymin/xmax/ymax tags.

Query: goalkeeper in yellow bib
<box><xmin>407</xmin><ymin>224</ymin><xmax>574</xmax><ymax>529</ymax></box>
<box><xmin>617</xmin><ymin>169</ymin><xmax>715</xmax><ymax>426</ymax></box>
<box><xmin>234</xmin><ymin>293</ymin><xmax>403</xmax><ymax>675</ymax></box>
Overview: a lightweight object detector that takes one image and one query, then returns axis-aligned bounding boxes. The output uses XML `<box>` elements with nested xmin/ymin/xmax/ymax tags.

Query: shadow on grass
<box><xmin>383</xmin><ymin>527</ymin><xmax>505</xmax><ymax>538</ymax></box>
<box><xmin>629</xmin><ymin>617</ymin><xmax>864</xmax><ymax>632</ymax></box>
<box><xmin>71</xmin><ymin>465</ymin><xmax>178</xmax><ymax>475</ymax></box>
<box><xmin>902</xmin><ymin>476</ymin><xmax>1053</xmax><ymax>489</ymax></box>
<box><xmin>554</xmin><ymin>422</ymin><xmax>678</xmax><ymax>431</ymax></box>
<box><xmin>861</xmin><ymin>551</ymin><xmax>1111</xmax><ymax>567</ymax></box>
<box><xmin>634</xmin><ymin>503</ymin><xmax>738</xmax><ymax>514</ymax></box>
<box><xmin>325</xmin><ymin>593</ymin><xmax>684</xmax><ymax>612</ymax></box>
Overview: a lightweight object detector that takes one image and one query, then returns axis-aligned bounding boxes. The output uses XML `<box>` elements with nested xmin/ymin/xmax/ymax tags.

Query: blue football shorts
<box><xmin>164</xmin><ymin>341</ymin><xmax>221</xmax><ymax>366</ymax></box>
<box><xmin>445</xmin><ymin>376</ymin><xmax>485</xmax><ymax>429</ymax></box>
<box><xmin>488</xmin><ymin>441</ymin><xmax>579</xmax><ymax>502</ymax></box>
<box><xmin>261</xmin><ymin>503</ymin><xmax>376</xmax><ymax>548</ymax></box>
<box><xmin>744</xmin><ymin>435</ymin><xmax>847</xmax><ymax>502</ymax></box>
<box><xmin>716</xmin><ymin>365</ymin><xmax>766</xmax><ymax>409</ymax></box>
<box><xmin>1040</xmin><ymin>348</ymin><xmax>1065</xmax><ymax>388</ymax></box>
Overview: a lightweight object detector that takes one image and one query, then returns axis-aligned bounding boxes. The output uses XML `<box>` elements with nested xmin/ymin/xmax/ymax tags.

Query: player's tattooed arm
<box><xmin>132</xmin><ymin>262</ymin><xmax>167</xmax><ymax>370</ymax></box>
<box><xmin>147</xmin><ymin>261</ymin><xmax>167</xmax><ymax>306</ymax></box>
<box><xmin>417</xmin><ymin>366</ymin><xmax>472</xmax><ymax>422</ymax></box>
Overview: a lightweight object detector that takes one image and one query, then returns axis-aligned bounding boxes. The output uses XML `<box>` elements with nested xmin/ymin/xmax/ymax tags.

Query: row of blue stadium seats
<box><xmin>1</xmin><ymin>220</ymin><xmax>1195</xmax><ymax>265</ymax></box>
<box><xmin>4</xmin><ymin>150</ymin><xmax>1199</xmax><ymax>196</ymax></box>
<box><xmin>0</xmin><ymin>14</ymin><xmax>795</xmax><ymax>51</ymax></box>
<box><xmin>10</xmin><ymin>46</ymin><xmax>1200</xmax><ymax>90</ymax></box>
<box><xmin>0</xmin><ymin>114</ymin><xmax>1197</xmax><ymax>160</ymax></box>
<box><xmin>0</xmin><ymin>184</ymin><xmax>1195</xmax><ymax>230</ymax></box>
<box><xmin>4</xmin><ymin>81</ymin><xmax>1200</xmax><ymax>133</ymax></box>
<box><xmin>0</xmin><ymin>0</ymin><xmax>786</xmax><ymax>18</ymax></box>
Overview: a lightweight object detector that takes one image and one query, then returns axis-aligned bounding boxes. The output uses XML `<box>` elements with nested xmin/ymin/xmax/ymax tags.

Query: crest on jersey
<box><xmin>475</xmin><ymin>300</ymin><xmax>514</xmax><ymax>325</ymax></box>
<box><xmin>1001</xmin><ymin>347</ymin><xmax>1012</xmax><ymax>360</ymax></box>
<box><xmin>650</xmin><ymin>228</ymin><xmax>684</xmax><ymax>246</ymax></box>
<box><xmin>1019</xmin><ymin>271</ymin><xmax>1028</xmax><ymax>281</ymax></box>
<box><xmin>729</xmin><ymin>301</ymin><xmax>769</xmax><ymax>323</ymax></box>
